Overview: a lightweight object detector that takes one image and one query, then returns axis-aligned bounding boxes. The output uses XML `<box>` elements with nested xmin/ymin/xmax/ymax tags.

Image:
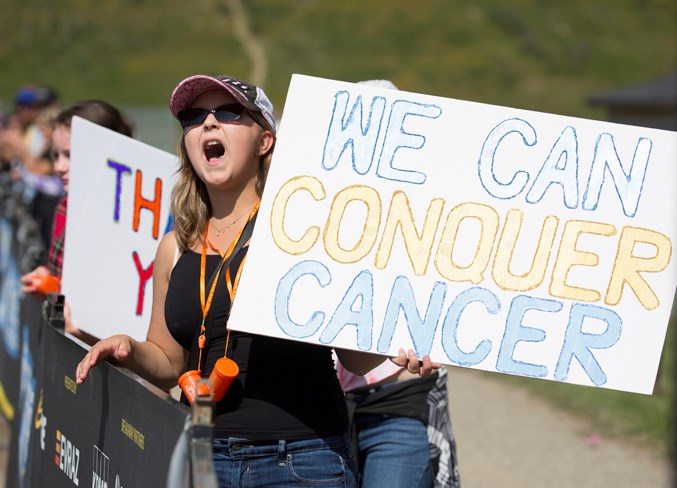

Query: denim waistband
<box><xmin>213</xmin><ymin>434</ymin><xmax>349</xmax><ymax>460</ymax></box>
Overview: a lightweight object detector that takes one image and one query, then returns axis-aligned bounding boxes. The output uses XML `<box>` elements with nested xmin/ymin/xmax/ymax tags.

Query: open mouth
<box><xmin>204</xmin><ymin>140</ymin><xmax>225</xmax><ymax>162</ymax></box>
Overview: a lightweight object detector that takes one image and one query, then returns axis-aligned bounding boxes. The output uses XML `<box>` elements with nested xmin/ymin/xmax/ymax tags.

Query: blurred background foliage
<box><xmin>1</xmin><ymin>0</ymin><xmax>675</xmax><ymax>119</ymax></box>
<box><xmin>1</xmin><ymin>0</ymin><xmax>675</xmax><ymax>455</ymax></box>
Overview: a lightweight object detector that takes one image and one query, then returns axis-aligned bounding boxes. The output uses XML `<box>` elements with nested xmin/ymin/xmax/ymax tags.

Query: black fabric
<box><xmin>165</xmin><ymin>247</ymin><xmax>349</xmax><ymax>441</ymax></box>
<box><xmin>345</xmin><ymin>373</ymin><xmax>438</xmax><ymax>425</ymax></box>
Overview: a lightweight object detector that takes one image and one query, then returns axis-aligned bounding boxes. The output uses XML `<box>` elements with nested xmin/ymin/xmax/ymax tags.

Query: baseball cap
<box><xmin>34</xmin><ymin>86</ymin><xmax>59</xmax><ymax>107</ymax></box>
<box><xmin>14</xmin><ymin>86</ymin><xmax>38</xmax><ymax>107</ymax></box>
<box><xmin>170</xmin><ymin>74</ymin><xmax>276</xmax><ymax>134</ymax></box>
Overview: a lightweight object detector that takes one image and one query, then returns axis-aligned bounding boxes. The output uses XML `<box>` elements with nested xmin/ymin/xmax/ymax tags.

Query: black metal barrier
<box><xmin>0</xmin><ymin>172</ymin><xmax>218</xmax><ymax>487</ymax></box>
<box><xmin>0</xmin><ymin>169</ymin><xmax>44</xmax><ymax>432</ymax></box>
<box><xmin>25</xmin><ymin>302</ymin><xmax>192</xmax><ymax>487</ymax></box>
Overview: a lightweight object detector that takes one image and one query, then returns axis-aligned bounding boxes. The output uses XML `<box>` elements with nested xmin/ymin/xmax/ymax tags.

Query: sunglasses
<box><xmin>177</xmin><ymin>103</ymin><xmax>246</xmax><ymax>128</ymax></box>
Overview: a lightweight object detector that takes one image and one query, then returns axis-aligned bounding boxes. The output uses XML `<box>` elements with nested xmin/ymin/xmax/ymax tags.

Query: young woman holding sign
<box><xmin>75</xmin><ymin>74</ymin><xmax>439</xmax><ymax>487</ymax></box>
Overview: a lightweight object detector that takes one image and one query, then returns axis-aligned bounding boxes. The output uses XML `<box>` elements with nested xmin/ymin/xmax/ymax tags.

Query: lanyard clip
<box><xmin>198</xmin><ymin>323</ymin><xmax>207</xmax><ymax>350</ymax></box>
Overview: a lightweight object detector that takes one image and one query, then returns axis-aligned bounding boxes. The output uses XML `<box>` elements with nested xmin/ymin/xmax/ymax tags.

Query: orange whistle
<box><xmin>34</xmin><ymin>274</ymin><xmax>61</xmax><ymax>295</ymax></box>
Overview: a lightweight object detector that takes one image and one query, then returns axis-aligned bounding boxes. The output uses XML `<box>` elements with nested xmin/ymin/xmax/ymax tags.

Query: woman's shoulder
<box><xmin>157</xmin><ymin>230</ymin><xmax>178</xmax><ymax>255</ymax></box>
<box><xmin>154</xmin><ymin>231</ymin><xmax>182</xmax><ymax>273</ymax></box>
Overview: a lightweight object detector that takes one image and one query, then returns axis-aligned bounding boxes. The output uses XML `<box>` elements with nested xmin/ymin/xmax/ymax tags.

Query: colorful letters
<box><xmin>262</xmin><ymin>83</ymin><xmax>673</xmax><ymax>389</ymax></box>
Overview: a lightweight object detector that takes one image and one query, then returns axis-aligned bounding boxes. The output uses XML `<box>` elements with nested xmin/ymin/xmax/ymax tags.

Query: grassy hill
<box><xmin>1</xmin><ymin>0</ymin><xmax>675</xmax><ymax>453</ymax></box>
<box><xmin>1</xmin><ymin>0</ymin><xmax>675</xmax><ymax>120</ymax></box>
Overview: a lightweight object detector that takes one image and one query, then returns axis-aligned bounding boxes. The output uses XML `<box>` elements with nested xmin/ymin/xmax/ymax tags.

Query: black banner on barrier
<box><xmin>0</xmin><ymin>215</ymin><xmax>24</xmax><ymax>424</ymax></box>
<box><xmin>22</xmin><ymin>321</ymin><xmax>190</xmax><ymax>488</ymax></box>
<box><xmin>5</xmin><ymin>298</ymin><xmax>43</xmax><ymax>488</ymax></box>
<box><xmin>0</xmin><ymin>177</ymin><xmax>49</xmax><ymax>488</ymax></box>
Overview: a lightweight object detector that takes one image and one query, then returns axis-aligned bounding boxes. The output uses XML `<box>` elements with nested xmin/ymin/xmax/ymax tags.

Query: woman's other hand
<box><xmin>390</xmin><ymin>348</ymin><xmax>442</xmax><ymax>378</ymax></box>
<box><xmin>75</xmin><ymin>334</ymin><xmax>134</xmax><ymax>384</ymax></box>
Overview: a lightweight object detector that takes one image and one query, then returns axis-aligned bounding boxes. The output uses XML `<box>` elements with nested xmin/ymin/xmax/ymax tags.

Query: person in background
<box><xmin>3</xmin><ymin>85</ymin><xmax>60</xmax><ymax>176</ymax></box>
<box><xmin>20</xmin><ymin>100</ymin><xmax>135</xmax><ymax>344</ymax></box>
<box><xmin>335</xmin><ymin>357</ymin><xmax>460</xmax><ymax>488</ymax></box>
<box><xmin>333</xmin><ymin>79</ymin><xmax>462</xmax><ymax>488</ymax></box>
<box><xmin>75</xmin><ymin>73</ymin><xmax>439</xmax><ymax>487</ymax></box>
<box><xmin>0</xmin><ymin>85</ymin><xmax>64</xmax><ymax>248</ymax></box>
<box><xmin>24</xmin><ymin>87</ymin><xmax>63</xmax><ymax>248</ymax></box>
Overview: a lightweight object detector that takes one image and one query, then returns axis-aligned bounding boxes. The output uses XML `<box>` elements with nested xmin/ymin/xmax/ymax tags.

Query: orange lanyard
<box><xmin>207</xmin><ymin>238</ymin><xmax>248</xmax><ymax>301</ymax></box>
<box><xmin>197</xmin><ymin>201</ymin><xmax>260</xmax><ymax>372</ymax></box>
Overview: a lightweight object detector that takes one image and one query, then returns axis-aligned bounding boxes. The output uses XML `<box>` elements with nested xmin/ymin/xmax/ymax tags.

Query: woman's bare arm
<box><xmin>76</xmin><ymin>232</ymin><xmax>188</xmax><ymax>390</ymax></box>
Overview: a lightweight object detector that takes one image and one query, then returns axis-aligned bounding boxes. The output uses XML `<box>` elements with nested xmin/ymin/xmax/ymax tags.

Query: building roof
<box><xmin>589</xmin><ymin>73</ymin><xmax>677</xmax><ymax>109</ymax></box>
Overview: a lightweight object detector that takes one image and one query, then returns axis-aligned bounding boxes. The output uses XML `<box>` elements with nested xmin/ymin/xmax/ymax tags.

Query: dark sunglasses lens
<box><xmin>178</xmin><ymin>104</ymin><xmax>245</xmax><ymax>128</ymax></box>
<box><xmin>213</xmin><ymin>110</ymin><xmax>241</xmax><ymax>123</ymax></box>
<box><xmin>178</xmin><ymin>108</ymin><xmax>208</xmax><ymax>128</ymax></box>
<box><xmin>214</xmin><ymin>104</ymin><xmax>245</xmax><ymax>122</ymax></box>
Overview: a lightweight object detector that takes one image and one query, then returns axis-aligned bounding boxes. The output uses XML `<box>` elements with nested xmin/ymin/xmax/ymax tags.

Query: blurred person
<box><xmin>25</xmin><ymin>86</ymin><xmax>61</xmax><ymax>170</ymax></box>
<box><xmin>2</xmin><ymin>85</ymin><xmax>57</xmax><ymax>174</ymax></box>
<box><xmin>74</xmin><ymin>73</ymin><xmax>439</xmax><ymax>487</ymax></box>
<box><xmin>0</xmin><ymin>85</ymin><xmax>63</xmax><ymax>248</ymax></box>
<box><xmin>25</xmin><ymin>88</ymin><xmax>64</xmax><ymax>247</ymax></box>
<box><xmin>34</xmin><ymin>86</ymin><xmax>60</xmax><ymax>110</ymax></box>
<box><xmin>1</xmin><ymin>85</ymin><xmax>62</xmax><ymax>166</ymax></box>
<box><xmin>13</xmin><ymin>86</ymin><xmax>41</xmax><ymax>133</ymax></box>
<box><xmin>335</xmin><ymin>358</ymin><xmax>460</xmax><ymax>488</ymax></box>
<box><xmin>0</xmin><ymin>110</ymin><xmax>21</xmax><ymax>170</ymax></box>
<box><xmin>333</xmin><ymin>80</ymin><xmax>462</xmax><ymax>488</ymax></box>
<box><xmin>20</xmin><ymin>100</ymin><xmax>135</xmax><ymax>345</ymax></box>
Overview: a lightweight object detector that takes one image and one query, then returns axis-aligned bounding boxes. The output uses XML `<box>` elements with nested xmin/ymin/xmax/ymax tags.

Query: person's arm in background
<box><xmin>20</xmin><ymin>265</ymin><xmax>52</xmax><ymax>299</ymax></box>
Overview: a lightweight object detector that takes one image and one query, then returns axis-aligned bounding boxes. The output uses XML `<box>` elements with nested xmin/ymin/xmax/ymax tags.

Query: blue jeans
<box><xmin>212</xmin><ymin>434</ymin><xmax>357</xmax><ymax>487</ymax></box>
<box><xmin>355</xmin><ymin>414</ymin><xmax>433</xmax><ymax>488</ymax></box>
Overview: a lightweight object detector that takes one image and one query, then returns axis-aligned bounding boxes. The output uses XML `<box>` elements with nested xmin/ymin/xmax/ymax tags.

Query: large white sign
<box><xmin>230</xmin><ymin>74</ymin><xmax>677</xmax><ymax>394</ymax></box>
<box><xmin>62</xmin><ymin>117</ymin><xmax>178</xmax><ymax>342</ymax></box>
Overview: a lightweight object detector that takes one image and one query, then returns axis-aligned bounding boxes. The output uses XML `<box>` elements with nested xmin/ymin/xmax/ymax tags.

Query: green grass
<box><xmin>1</xmin><ymin>0</ymin><xmax>675</xmax><ymax>119</ymax></box>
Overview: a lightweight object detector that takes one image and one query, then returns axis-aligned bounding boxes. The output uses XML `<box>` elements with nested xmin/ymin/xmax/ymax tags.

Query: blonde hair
<box><xmin>170</xmin><ymin>131</ymin><xmax>274</xmax><ymax>251</ymax></box>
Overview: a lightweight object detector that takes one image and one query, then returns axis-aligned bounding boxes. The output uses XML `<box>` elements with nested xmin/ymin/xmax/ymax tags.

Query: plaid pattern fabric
<box><xmin>48</xmin><ymin>195</ymin><xmax>67</xmax><ymax>278</ymax></box>
<box><xmin>427</xmin><ymin>368</ymin><xmax>461</xmax><ymax>488</ymax></box>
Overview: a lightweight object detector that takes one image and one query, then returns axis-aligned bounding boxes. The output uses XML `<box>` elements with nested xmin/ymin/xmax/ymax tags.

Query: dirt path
<box><xmin>223</xmin><ymin>0</ymin><xmax>268</xmax><ymax>87</ymax></box>
<box><xmin>446</xmin><ymin>366</ymin><xmax>673</xmax><ymax>488</ymax></box>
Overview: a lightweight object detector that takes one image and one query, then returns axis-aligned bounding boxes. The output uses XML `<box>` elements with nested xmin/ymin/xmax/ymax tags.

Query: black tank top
<box><xmin>165</xmin><ymin>247</ymin><xmax>349</xmax><ymax>440</ymax></box>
